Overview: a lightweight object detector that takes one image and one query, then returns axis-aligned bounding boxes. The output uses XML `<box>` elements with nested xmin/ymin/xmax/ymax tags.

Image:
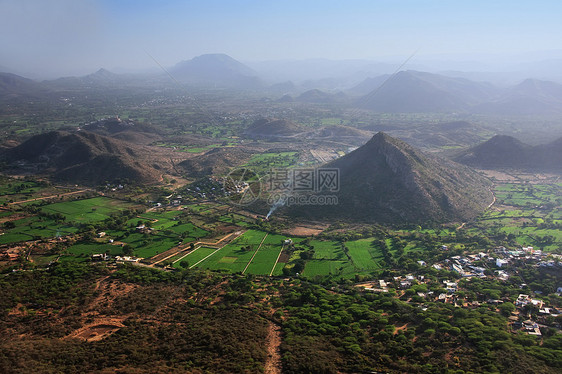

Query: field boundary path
<box><xmin>269</xmin><ymin>243</ymin><xmax>285</xmax><ymax>276</ymax></box>
<box><xmin>8</xmin><ymin>189</ymin><xmax>92</xmax><ymax>205</ymax></box>
<box><xmin>242</xmin><ymin>232</ymin><xmax>269</xmax><ymax>274</ymax></box>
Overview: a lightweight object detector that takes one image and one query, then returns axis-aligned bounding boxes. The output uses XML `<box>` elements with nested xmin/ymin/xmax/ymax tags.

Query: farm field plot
<box><xmin>310</xmin><ymin>240</ymin><xmax>343</xmax><ymax>260</ymax></box>
<box><xmin>66</xmin><ymin>243</ymin><xmax>124</xmax><ymax>256</ymax></box>
<box><xmin>302</xmin><ymin>260</ymin><xmax>349</xmax><ymax>277</ymax></box>
<box><xmin>244</xmin><ymin>233</ymin><xmax>286</xmax><ymax>275</ymax></box>
<box><xmin>271</xmin><ymin>262</ymin><xmax>285</xmax><ymax>276</ymax></box>
<box><xmin>41</xmin><ymin>197</ymin><xmax>134</xmax><ymax>223</ymax></box>
<box><xmin>167</xmin><ymin>223</ymin><xmax>208</xmax><ymax>239</ymax></box>
<box><xmin>473</xmin><ymin>183</ymin><xmax>562</xmax><ymax>251</ymax></box>
<box><xmin>60</xmin><ymin>243</ymin><xmax>125</xmax><ymax>262</ymax></box>
<box><xmin>131</xmin><ymin>211</ymin><xmax>208</xmax><ymax>240</ymax></box>
<box><xmin>499</xmin><ymin>226</ymin><xmax>562</xmax><ymax>251</ymax></box>
<box><xmin>495</xmin><ymin>183</ymin><xmax>562</xmax><ymax>207</ymax></box>
<box><xmin>243</xmin><ymin>152</ymin><xmax>300</xmax><ymax>173</ymax></box>
<box><xmin>346</xmin><ymin>239</ymin><xmax>383</xmax><ymax>270</ymax></box>
<box><xmin>194</xmin><ymin>230</ymin><xmax>268</xmax><ymax>273</ymax></box>
<box><xmin>172</xmin><ymin>246</ymin><xmax>218</xmax><ymax>269</ymax></box>
<box><xmin>108</xmin><ymin>231</ymin><xmax>180</xmax><ymax>259</ymax></box>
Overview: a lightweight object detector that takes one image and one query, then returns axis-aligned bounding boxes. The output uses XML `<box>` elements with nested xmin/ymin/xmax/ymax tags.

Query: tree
<box><xmin>499</xmin><ymin>302</ymin><xmax>516</xmax><ymax>317</ymax></box>
<box><xmin>122</xmin><ymin>244</ymin><xmax>133</xmax><ymax>255</ymax></box>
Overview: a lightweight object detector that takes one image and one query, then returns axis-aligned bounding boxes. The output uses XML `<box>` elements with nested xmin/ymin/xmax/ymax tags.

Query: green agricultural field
<box><xmin>473</xmin><ymin>182</ymin><xmax>562</xmax><ymax>251</ymax></box>
<box><xmin>244</xmin><ymin>152</ymin><xmax>300</xmax><ymax>173</ymax></box>
<box><xmin>310</xmin><ymin>240</ymin><xmax>343</xmax><ymax>260</ymax></box>
<box><xmin>298</xmin><ymin>238</ymin><xmax>387</xmax><ymax>279</ymax></box>
<box><xmin>42</xmin><ymin>197</ymin><xmax>134</xmax><ymax>223</ymax></box>
<box><xmin>244</xmin><ymin>233</ymin><xmax>286</xmax><ymax>275</ymax></box>
<box><xmin>132</xmin><ymin>211</ymin><xmax>208</xmax><ymax>239</ymax></box>
<box><xmin>346</xmin><ymin>239</ymin><xmax>383</xmax><ymax>270</ymax></box>
<box><xmin>60</xmin><ymin>243</ymin><xmax>124</xmax><ymax>262</ymax></box>
<box><xmin>108</xmin><ymin>231</ymin><xmax>180</xmax><ymax>259</ymax></box>
<box><xmin>173</xmin><ymin>246</ymin><xmax>219</xmax><ymax>269</ymax></box>
<box><xmin>0</xmin><ymin>216</ymin><xmax>77</xmax><ymax>244</ymax></box>
<box><xmin>303</xmin><ymin>260</ymin><xmax>349</xmax><ymax>277</ymax></box>
<box><xmin>495</xmin><ymin>183</ymin><xmax>562</xmax><ymax>207</ymax></box>
<box><xmin>194</xmin><ymin>230</ymin><xmax>268</xmax><ymax>273</ymax></box>
<box><xmin>119</xmin><ymin>210</ymin><xmax>208</xmax><ymax>259</ymax></box>
<box><xmin>271</xmin><ymin>262</ymin><xmax>286</xmax><ymax>276</ymax></box>
<box><xmin>0</xmin><ymin>180</ymin><xmax>46</xmax><ymax>204</ymax></box>
<box><xmin>66</xmin><ymin>243</ymin><xmax>124</xmax><ymax>256</ymax></box>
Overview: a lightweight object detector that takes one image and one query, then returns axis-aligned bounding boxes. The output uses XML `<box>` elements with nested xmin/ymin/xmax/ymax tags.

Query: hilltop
<box><xmin>290</xmin><ymin>132</ymin><xmax>493</xmax><ymax>223</ymax></box>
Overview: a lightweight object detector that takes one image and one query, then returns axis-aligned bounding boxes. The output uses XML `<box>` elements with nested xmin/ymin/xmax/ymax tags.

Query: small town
<box><xmin>357</xmin><ymin>245</ymin><xmax>561</xmax><ymax>337</ymax></box>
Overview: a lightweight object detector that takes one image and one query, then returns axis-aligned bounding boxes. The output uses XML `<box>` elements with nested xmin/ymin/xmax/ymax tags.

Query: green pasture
<box><xmin>42</xmin><ymin>197</ymin><xmax>133</xmax><ymax>223</ymax></box>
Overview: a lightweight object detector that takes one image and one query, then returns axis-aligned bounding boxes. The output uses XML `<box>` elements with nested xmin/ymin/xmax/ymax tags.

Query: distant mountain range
<box><xmin>353</xmin><ymin>71</ymin><xmax>562</xmax><ymax>114</ymax></box>
<box><xmin>289</xmin><ymin>132</ymin><xmax>493</xmax><ymax>224</ymax></box>
<box><xmin>453</xmin><ymin>134</ymin><xmax>562</xmax><ymax>173</ymax></box>
<box><xmin>0</xmin><ymin>72</ymin><xmax>48</xmax><ymax>98</ymax></box>
<box><xmin>2</xmin><ymin>54</ymin><xmax>562</xmax><ymax>115</ymax></box>
<box><xmin>169</xmin><ymin>54</ymin><xmax>262</xmax><ymax>89</ymax></box>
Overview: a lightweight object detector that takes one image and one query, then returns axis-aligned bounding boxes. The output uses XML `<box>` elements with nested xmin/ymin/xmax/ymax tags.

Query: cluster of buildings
<box><xmin>184</xmin><ymin>177</ymin><xmax>224</xmax><ymax>200</ymax></box>
<box><xmin>91</xmin><ymin>253</ymin><xmax>141</xmax><ymax>263</ymax></box>
<box><xmin>356</xmin><ymin>245</ymin><xmax>562</xmax><ymax>335</ymax></box>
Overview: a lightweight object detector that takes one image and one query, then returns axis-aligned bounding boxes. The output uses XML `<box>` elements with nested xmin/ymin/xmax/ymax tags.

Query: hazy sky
<box><xmin>2</xmin><ymin>0</ymin><xmax>562</xmax><ymax>78</ymax></box>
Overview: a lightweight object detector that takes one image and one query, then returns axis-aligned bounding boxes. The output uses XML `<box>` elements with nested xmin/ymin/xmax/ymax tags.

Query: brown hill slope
<box><xmin>178</xmin><ymin>147</ymin><xmax>255</xmax><ymax>177</ymax></box>
<box><xmin>244</xmin><ymin>118</ymin><xmax>305</xmax><ymax>139</ymax></box>
<box><xmin>289</xmin><ymin>132</ymin><xmax>493</xmax><ymax>223</ymax></box>
<box><xmin>2</xmin><ymin>130</ymin><xmax>162</xmax><ymax>185</ymax></box>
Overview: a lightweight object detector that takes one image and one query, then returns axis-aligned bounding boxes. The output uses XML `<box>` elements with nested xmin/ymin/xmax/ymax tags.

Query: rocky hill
<box><xmin>289</xmin><ymin>132</ymin><xmax>493</xmax><ymax>223</ymax></box>
<box><xmin>244</xmin><ymin>118</ymin><xmax>305</xmax><ymax>139</ymax></box>
<box><xmin>453</xmin><ymin>135</ymin><xmax>562</xmax><ymax>173</ymax></box>
<box><xmin>178</xmin><ymin>147</ymin><xmax>255</xmax><ymax>177</ymax></box>
<box><xmin>1</xmin><ymin>131</ymin><xmax>163</xmax><ymax>185</ymax></box>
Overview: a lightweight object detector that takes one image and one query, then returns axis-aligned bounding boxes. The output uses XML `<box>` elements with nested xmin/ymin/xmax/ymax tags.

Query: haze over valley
<box><xmin>1</xmin><ymin>1</ymin><xmax>561</xmax><ymax>373</ymax></box>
